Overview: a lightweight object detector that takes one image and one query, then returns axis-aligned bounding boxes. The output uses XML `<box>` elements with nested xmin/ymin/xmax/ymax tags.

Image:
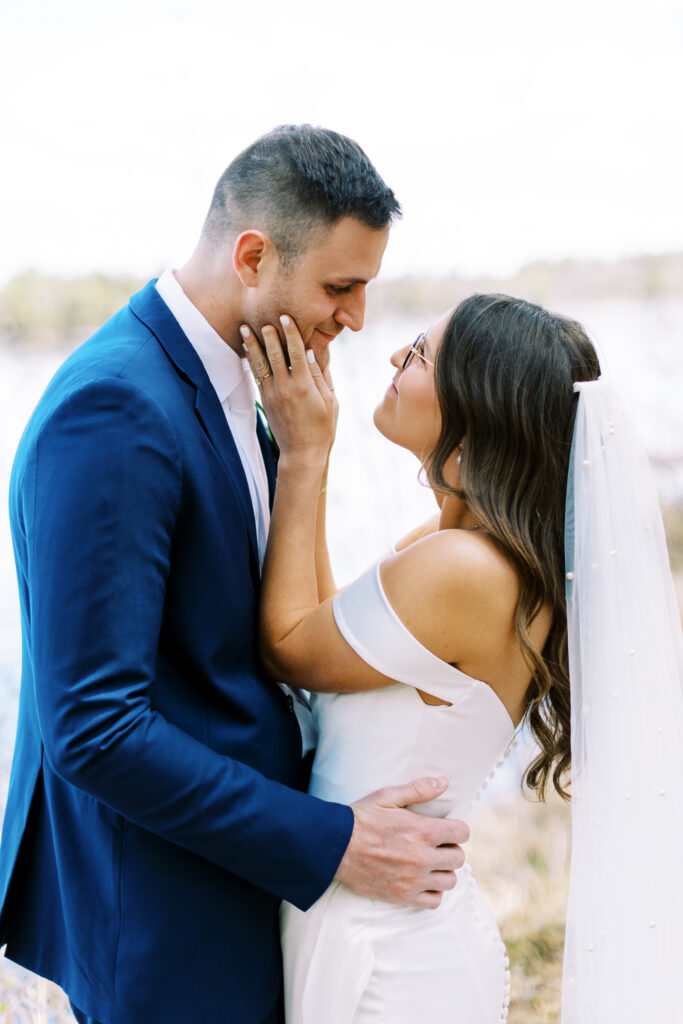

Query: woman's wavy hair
<box><xmin>428</xmin><ymin>294</ymin><xmax>601</xmax><ymax>800</ymax></box>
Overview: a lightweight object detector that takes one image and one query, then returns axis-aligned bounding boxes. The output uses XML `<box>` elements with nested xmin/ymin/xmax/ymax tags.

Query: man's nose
<box><xmin>333</xmin><ymin>289</ymin><xmax>366</xmax><ymax>333</ymax></box>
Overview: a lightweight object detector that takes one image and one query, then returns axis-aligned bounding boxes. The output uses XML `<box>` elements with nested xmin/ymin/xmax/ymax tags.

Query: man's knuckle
<box><xmin>452</xmin><ymin>822</ymin><xmax>470</xmax><ymax>843</ymax></box>
<box><xmin>416</xmin><ymin>819</ymin><xmax>435</xmax><ymax>842</ymax></box>
<box><xmin>397</xmin><ymin>881</ymin><xmax>412</xmax><ymax>903</ymax></box>
<box><xmin>414</xmin><ymin>847</ymin><xmax>431</xmax><ymax>871</ymax></box>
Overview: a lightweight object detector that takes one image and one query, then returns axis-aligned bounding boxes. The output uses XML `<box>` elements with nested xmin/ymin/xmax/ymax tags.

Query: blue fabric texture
<box><xmin>70</xmin><ymin>1000</ymin><xmax>103</xmax><ymax>1024</ymax></box>
<box><xmin>0</xmin><ymin>282</ymin><xmax>353</xmax><ymax>1024</ymax></box>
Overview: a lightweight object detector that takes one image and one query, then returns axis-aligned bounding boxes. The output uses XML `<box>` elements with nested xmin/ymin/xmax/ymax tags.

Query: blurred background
<box><xmin>1</xmin><ymin>0</ymin><xmax>682</xmax><ymax>1020</ymax></box>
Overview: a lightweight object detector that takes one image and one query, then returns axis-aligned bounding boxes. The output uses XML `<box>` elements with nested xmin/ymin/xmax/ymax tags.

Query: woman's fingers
<box><xmin>241</xmin><ymin>317</ymin><xmax>336</xmax><ymax>458</ymax></box>
<box><xmin>278</xmin><ymin>315</ymin><xmax>326</xmax><ymax>393</ymax></box>
<box><xmin>242</xmin><ymin>317</ymin><xmax>308</xmax><ymax>390</ymax></box>
<box><xmin>311</xmin><ymin>354</ymin><xmax>337</xmax><ymax>414</ymax></box>
<box><xmin>321</xmin><ymin>360</ymin><xmax>336</xmax><ymax>396</ymax></box>
<box><xmin>242</xmin><ymin>316</ymin><xmax>335</xmax><ymax>421</ymax></box>
<box><xmin>261</xmin><ymin>324</ymin><xmax>289</xmax><ymax>384</ymax></box>
<box><xmin>305</xmin><ymin>349</ymin><xmax>328</xmax><ymax>395</ymax></box>
<box><xmin>277</xmin><ymin>315</ymin><xmax>335</xmax><ymax>403</ymax></box>
<box><xmin>279</xmin><ymin>315</ymin><xmax>308</xmax><ymax>379</ymax></box>
<box><xmin>240</xmin><ymin>325</ymin><xmax>273</xmax><ymax>389</ymax></box>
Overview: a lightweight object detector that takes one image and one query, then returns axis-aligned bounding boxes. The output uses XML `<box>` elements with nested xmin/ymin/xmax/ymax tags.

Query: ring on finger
<box><xmin>255</xmin><ymin>371</ymin><xmax>273</xmax><ymax>386</ymax></box>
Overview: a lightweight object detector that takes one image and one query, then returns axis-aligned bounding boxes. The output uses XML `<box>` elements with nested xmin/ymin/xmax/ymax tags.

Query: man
<box><xmin>0</xmin><ymin>125</ymin><xmax>469</xmax><ymax>1024</ymax></box>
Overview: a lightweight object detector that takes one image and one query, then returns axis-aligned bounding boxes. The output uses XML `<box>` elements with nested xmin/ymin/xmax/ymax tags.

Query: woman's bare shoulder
<box><xmin>393</xmin><ymin>513</ymin><xmax>442</xmax><ymax>552</ymax></box>
<box><xmin>379</xmin><ymin>529</ymin><xmax>520</xmax><ymax>664</ymax></box>
<box><xmin>382</xmin><ymin>528</ymin><xmax>518</xmax><ymax>602</ymax></box>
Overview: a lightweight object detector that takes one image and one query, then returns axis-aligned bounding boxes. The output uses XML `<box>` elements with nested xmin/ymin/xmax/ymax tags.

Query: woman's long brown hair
<box><xmin>428</xmin><ymin>294</ymin><xmax>601</xmax><ymax>799</ymax></box>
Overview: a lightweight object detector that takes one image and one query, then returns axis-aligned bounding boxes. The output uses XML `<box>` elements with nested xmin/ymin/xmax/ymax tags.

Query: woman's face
<box><xmin>373</xmin><ymin>307</ymin><xmax>452</xmax><ymax>461</ymax></box>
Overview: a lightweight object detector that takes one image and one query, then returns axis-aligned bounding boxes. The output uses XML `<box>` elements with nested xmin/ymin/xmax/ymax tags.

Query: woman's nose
<box><xmin>390</xmin><ymin>347</ymin><xmax>408</xmax><ymax>370</ymax></box>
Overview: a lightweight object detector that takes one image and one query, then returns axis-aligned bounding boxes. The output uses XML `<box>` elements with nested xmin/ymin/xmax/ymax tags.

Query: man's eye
<box><xmin>328</xmin><ymin>285</ymin><xmax>352</xmax><ymax>296</ymax></box>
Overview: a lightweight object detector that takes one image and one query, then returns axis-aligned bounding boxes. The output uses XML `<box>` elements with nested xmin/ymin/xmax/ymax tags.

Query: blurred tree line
<box><xmin>1</xmin><ymin>252</ymin><xmax>682</xmax><ymax>349</ymax></box>
<box><xmin>0</xmin><ymin>270</ymin><xmax>145</xmax><ymax>348</ymax></box>
<box><xmin>367</xmin><ymin>251</ymin><xmax>683</xmax><ymax>319</ymax></box>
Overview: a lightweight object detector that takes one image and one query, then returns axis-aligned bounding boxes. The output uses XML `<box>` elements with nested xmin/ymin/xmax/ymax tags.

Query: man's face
<box><xmin>246</xmin><ymin>216</ymin><xmax>389</xmax><ymax>367</ymax></box>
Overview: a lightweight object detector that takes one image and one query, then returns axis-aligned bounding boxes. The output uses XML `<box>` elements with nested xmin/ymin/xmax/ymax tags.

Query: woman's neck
<box><xmin>437</xmin><ymin>492</ymin><xmax>483</xmax><ymax>532</ymax></box>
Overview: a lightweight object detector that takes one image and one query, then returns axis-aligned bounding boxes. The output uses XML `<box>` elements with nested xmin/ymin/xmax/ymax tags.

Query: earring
<box><xmin>456</xmin><ymin>454</ymin><xmax>462</xmax><ymax>464</ymax></box>
<box><xmin>456</xmin><ymin>442</ymin><xmax>464</xmax><ymax>465</ymax></box>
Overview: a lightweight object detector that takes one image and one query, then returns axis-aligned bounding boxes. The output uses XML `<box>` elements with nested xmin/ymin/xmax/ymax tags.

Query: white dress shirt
<box><xmin>155</xmin><ymin>269</ymin><xmax>270</xmax><ymax>564</ymax></box>
<box><xmin>155</xmin><ymin>270</ymin><xmax>315</xmax><ymax>753</ymax></box>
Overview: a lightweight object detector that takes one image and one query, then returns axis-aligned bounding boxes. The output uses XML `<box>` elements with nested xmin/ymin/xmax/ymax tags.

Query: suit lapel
<box><xmin>129</xmin><ymin>281</ymin><xmax>259</xmax><ymax>559</ymax></box>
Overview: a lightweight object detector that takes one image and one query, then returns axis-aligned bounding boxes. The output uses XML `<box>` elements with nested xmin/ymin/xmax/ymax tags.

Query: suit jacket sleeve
<box><xmin>20</xmin><ymin>376</ymin><xmax>353</xmax><ymax>911</ymax></box>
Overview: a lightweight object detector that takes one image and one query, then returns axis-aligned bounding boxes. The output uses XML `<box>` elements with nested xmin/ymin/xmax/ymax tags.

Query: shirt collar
<box><xmin>155</xmin><ymin>268</ymin><xmax>249</xmax><ymax>406</ymax></box>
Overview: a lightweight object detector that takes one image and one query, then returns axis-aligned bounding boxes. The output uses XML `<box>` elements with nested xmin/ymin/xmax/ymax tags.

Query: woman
<box><xmin>242</xmin><ymin>293</ymin><xmax>683</xmax><ymax>1023</ymax></box>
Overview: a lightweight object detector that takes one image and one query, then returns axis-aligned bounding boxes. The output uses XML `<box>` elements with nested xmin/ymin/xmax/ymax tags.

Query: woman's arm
<box><xmin>242</xmin><ymin>317</ymin><xmax>337</xmax><ymax>659</ymax></box>
<box><xmin>315</xmin><ymin>455</ymin><xmax>338</xmax><ymax>602</ymax></box>
<box><xmin>242</xmin><ymin>317</ymin><xmax>387</xmax><ymax>690</ymax></box>
<box><xmin>241</xmin><ymin>317</ymin><xmax>523</xmax><ymax>712</ymax></box>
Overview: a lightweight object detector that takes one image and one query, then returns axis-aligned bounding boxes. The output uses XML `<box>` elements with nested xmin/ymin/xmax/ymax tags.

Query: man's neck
<box><xmin>174</xmin><ymin>262</ymin><xmax>244</xmax><ymax>357</ymax></box>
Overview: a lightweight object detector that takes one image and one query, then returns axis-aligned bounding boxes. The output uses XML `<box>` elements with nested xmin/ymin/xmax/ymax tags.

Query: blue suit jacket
<box><xmin>0</xmin><ymin>282</ymin><xmax>353</xmax><ymax>1023</ymax></box>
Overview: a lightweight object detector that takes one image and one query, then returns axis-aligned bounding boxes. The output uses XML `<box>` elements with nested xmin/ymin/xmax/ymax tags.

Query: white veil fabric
<box><xmin>562</xmin><ymin>378</ymin><xmax>683</xmax><ymax>1022</ymax></box>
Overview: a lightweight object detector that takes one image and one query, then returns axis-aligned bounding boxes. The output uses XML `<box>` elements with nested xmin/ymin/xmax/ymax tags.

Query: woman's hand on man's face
<box><xmin>240</xmin><ymin>314</ymin><xmax>338</xmax><ymax>465</ymax></box>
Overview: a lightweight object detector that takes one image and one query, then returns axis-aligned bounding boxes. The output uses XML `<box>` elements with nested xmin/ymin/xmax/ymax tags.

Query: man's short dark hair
<box><xmin>203</xmin><ymin>124</ymin><xmax>401</xmax><ymax>265</ymax></box>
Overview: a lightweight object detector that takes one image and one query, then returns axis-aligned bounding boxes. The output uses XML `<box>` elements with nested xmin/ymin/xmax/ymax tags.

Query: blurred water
<box><xmin>1</xmin><ymin>299</ymin><xmax>682</xmax><ymax>791</ymax></box>
<box><xmin>0</xmin><ymin>348</ymin><xmax>64</xmax><ymax>772</ymax></box>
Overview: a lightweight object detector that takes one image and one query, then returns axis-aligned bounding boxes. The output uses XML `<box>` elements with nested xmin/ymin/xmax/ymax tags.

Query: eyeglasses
<box><xmin>402</xmin><ymin>332</ymin><xmax>434</xmax><ymax>371</ymax></box>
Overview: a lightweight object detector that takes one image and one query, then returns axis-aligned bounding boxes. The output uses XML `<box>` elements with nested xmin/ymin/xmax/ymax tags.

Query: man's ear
<box><xmin>232</xmin><ymin>230</ymin><xmax>273</xmax><ymax>287</ymax></box>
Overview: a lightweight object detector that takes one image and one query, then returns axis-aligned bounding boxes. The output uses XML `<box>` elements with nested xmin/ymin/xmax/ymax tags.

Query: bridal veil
<box><xmin>562</xmin><ymin>378</ymin><xmax>683</xmax><ymax>1021</ymax></box>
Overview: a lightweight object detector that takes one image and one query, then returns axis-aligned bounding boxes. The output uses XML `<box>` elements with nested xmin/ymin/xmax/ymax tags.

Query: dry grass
<box><xmin>468</xmin><ymin>788</ymin><xmax>571</xmax><ymax>1023</ymax></box>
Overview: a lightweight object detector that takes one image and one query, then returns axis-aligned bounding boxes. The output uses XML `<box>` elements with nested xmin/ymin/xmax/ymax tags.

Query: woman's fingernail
<box><xmin>306</xmin><ymin>349</ymin><xmax>316</xmax><ymax>364</ymax></box>
<box><xmin>239</xmin><ymin>325</ymin><xmax>250</xmax><ymax>339</ymax></box>
<box><xmin>280</xmin><ymin>315</ymin><xmax>291</xmax><ymax>327</ymax></box>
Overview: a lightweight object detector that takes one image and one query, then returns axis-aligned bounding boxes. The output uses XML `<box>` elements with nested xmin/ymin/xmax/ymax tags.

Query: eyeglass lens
<box><xmin>402</xmin><ymin>334</ymin><xmax>424</xmax><ymax>371</ymax></box>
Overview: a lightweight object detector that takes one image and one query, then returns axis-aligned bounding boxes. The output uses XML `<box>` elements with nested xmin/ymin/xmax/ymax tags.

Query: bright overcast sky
<box><xmin>1</xmin><ymin>0</ymin><xmax>682</xmax><ymax>285</ymax></box>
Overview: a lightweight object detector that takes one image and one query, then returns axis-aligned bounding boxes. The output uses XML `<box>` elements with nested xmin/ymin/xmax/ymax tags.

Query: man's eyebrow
<box><xmin>329</xmin><ymin>276</ymin><xmax>368</xmax><ymax>286</ymax></box>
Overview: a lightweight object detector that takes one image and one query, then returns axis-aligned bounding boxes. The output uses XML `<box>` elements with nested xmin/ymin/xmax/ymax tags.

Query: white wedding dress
<box><xmin>281</xmin><ymin>559</ymin><xmax>517</xmax><ymax>1023</ymax></box>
